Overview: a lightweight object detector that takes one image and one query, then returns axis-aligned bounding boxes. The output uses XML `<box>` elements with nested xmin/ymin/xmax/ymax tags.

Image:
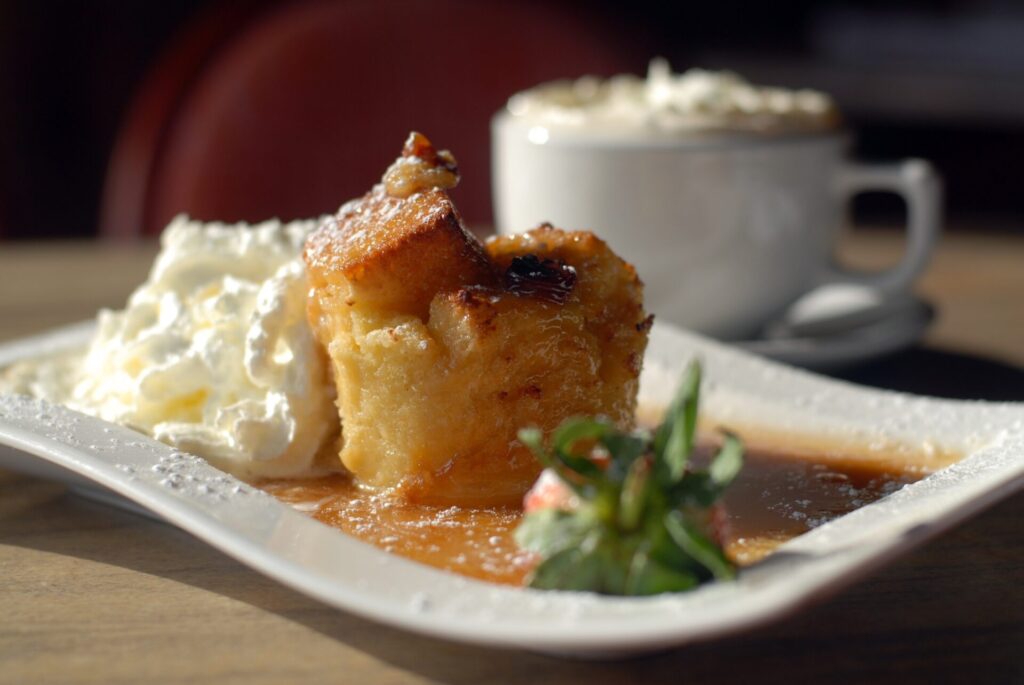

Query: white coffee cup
<box><xmin>491</xmin><ymin>114</ymin><xmax>941</xmax><ymax>340</ymax></box>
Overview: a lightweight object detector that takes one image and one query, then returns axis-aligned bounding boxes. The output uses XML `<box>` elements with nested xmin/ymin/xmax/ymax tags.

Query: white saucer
<box><xmin>735</xmin><ymin>297</ymin><xmax>935</xmax><ymax>372</ymax></box>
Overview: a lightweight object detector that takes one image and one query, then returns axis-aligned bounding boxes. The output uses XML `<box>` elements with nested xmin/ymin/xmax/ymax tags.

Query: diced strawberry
<box><xmin>523</xmin><ymin>468</ymin><xmax>578</xmax><ymax>513</ymax></box>
<box><xmin>524</xmin><ymin>469</ymin><xmax>732</xmax><ymax>550</ymax></box>
<box><xmin>707</xmin><ymin>503</ymin><xmax>731</xmax><ymax>547</ymax></box>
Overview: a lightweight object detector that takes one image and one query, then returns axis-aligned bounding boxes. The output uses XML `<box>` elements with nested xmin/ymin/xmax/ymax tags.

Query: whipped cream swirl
<box><xmin>64</xmin><ymin>215</ymin><xmax>337</xmax><ymax>478</ymax></box>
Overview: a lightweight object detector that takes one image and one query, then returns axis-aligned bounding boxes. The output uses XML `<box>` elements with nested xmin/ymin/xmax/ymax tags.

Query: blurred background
<box><xmin>1</xmin><ymin>0</ymin><xmax>1023</xmax><ymax>240</ymax></box>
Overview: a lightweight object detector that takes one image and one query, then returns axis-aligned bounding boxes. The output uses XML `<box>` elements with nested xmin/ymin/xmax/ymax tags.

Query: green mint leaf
<box><xmin>518</xmin><ymin>426</ymin><xmax>592</xmax><ymax>493</ymax></box>
<box><xmin>600</xmin><ymin>432</ymin><xmax>648</xmax><ymax>480</ymax></box>
<box><xmin>594</xmin><ymin>540</ymin><xmax>629</xmax><ymax>595</ymax></box>
<box><xmin>551</xmin><ymin>418</ymin><xmax>610</xmax><ymax>480</ymax></box>
<box><xmin>552</xmin><ymin>417</ymin><xmax>611</xmax><ymax>452</ymax></box>
<box><xmin>681</xmin><ymin>361</ymin><xmax>701</xmax><ymax>459</ymax></box>
<box><xmin>514</xmin><ymin>357</ymin><xmax>743</xmax><ymax>596</ymax></box>
<box><xmin>515</xmin><ymin>508</ymin><xmax>594</xmax><ymax>556</ymax></box>
<box><xmin>670</xmin><ymin>472</ymin><xmax>717</xmax><ymax>508</ymax></box>
<box><xmin>528</xmin><ymin>546</ymin><xmax>605</xmax><ymax>592</ymax></box>
<box><xmin>528</xmin><ymin>547</ymin><xmax>584</xmax><ymax>590</ymax></box>
<box><xmin>655</xmin><ymin>361</ymin><xmax>701</xmax><ymax>483</ymax></box>
<box><xmin>709</xmin><ymin>431</ymin><xmax>744</xmax><ymax>488</ymax></box>
<box><xmin>618</xmin><ymin>456</ymin><xmax>651</xmax><ymax>531</ymax></box>
<box><xmin>664</xmin><ymin>510</ymin><xmax>735</xmax><ymax>580</ymax></box>
<box><xmin>517</xmin><ymin>427</ymin><xmax>549</xmax><ymax>466</ymax></box>
<box><xmin>625</xmin><ymin>548</ymin><xmax>699</xmax><ymax>595</ymax></box>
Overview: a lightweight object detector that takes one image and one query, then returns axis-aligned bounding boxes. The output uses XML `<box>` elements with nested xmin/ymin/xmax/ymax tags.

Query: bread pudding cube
<box><xmin>304</xmin><ymin>132</ymin><xmax>649</xmax><ymax>505</ymax></box>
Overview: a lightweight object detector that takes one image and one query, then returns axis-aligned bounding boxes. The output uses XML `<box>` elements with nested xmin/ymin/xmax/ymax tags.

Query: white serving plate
<box><xmin>0</xmin><ymin>321</ymin><xmax>1022</xmax><ymax>657</ymax></box>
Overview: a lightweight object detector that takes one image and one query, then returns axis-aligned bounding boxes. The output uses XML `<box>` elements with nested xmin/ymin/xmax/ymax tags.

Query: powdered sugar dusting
<box><xmin>0</xmin><ymin>393</ymin><xmax>270</xmax><ymax>507</ymax></box>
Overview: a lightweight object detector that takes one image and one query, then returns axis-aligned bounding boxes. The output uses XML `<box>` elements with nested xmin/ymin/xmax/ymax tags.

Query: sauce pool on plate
<box><xmin>260</xmin><ymin>475</ymin><xmax>534</xmax><ymax>585</ymax></box>
<box><xmin>257</xmin><ymin>444</ymin><xmax>923</xmax><ymax>586</ymax></box>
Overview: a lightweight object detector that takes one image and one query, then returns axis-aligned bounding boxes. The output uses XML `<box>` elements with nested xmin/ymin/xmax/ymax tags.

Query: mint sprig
<box><xmin>514</xmin><ymin>361</ymin><xmax>743</xmax><ymax>595</ymax></box>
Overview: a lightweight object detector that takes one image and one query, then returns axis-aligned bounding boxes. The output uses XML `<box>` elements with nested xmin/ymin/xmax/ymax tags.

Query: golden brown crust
<box><xmin>487</xmin><ymin>224</ymin><xmax>650</xmax><ymax>390</ymax></box>
<box><xmin>304</xmin><ymin>186</ymin><xmax>496</xmax><ymax>320</ymax></box>
<box><xmin>303</xmin><ymin>135</ymin><xmax>650</xmax><ymax>506</ymax></box>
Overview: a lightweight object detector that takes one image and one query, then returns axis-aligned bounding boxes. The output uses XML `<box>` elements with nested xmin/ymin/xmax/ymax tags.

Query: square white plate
<box><xmin>0</xmin><ymin>320</ymin><xmax>1021</xmax><ymax>657</ymax></box>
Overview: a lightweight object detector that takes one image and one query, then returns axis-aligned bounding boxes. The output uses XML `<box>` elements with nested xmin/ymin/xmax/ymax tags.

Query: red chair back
<box><xmin>102</xmin><ymin>0</ymin><xmax>639</xmax><ymax>238</ymax></box>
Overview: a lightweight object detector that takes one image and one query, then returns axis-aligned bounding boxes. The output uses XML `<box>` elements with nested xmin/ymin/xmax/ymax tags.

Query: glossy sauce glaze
<box><xmin>260</xmin><ymin>475</ymin><xmax>534</xmax><ymax>585</ymax></box>
<box><xmin>714</xmin><ymin>450</ymin><xmax>919</xmax><ymax>564</ymax></box>
<box><xmin>257</xmin><ymin>445</ymin><xmax>923</xmax><ymax>586</ymax></box>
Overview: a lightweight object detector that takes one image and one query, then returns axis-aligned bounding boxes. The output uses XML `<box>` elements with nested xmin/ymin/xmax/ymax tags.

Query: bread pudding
<box><xmin>304</xmin><ymin>132</ymin><xmax>650</xmax><ymax>505</ymax></box>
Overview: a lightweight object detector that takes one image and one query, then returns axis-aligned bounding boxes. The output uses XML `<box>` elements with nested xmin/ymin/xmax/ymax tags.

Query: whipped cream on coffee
<box><xmin>506</xmin><ymin>59</ymin><xmax>839</xmax><ymax>136</ymax></box>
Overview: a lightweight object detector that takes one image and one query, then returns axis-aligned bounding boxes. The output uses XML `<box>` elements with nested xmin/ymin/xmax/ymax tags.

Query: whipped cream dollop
<box><xmin>60</xmin><ymin>216</ymin><xmax>337</xmax><ymax>478</ymax></box>
<box><xmin>506</xmin><ymin>58</ymin><xmax>839</xmax><ymax>136</ymax></box>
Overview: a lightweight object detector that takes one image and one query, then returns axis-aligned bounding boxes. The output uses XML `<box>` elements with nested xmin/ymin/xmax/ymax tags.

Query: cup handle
<box><xmin>821</xmin><ymin>158</ymin><xmax>943</xmax><ymax>292</ymax></box>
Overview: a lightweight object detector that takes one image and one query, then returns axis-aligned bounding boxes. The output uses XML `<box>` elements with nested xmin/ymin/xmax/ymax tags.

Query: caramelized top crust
<box><xmin>304</xmin><ymin>134</ymin><xmax>496</xmax><ymax>319</ymax></box>
<box><xmin>304</xmin><ymin>187</ymin><xmax>494</xmax><ymax>277</ymax></box>
<box><xmin>487</xmin><ymin>225</ymin><xmax>650</xmax><ymax>355</ymax></box>
<box><xmin>503</xmin><ymin>255</ymin><xmax>578</xmax><ymax>304</ymax></box>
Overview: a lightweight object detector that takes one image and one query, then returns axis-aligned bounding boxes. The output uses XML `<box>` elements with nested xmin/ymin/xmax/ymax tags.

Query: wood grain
<box><xmin>0</xmin><ymin>231</ymin><xmax>1022</xmax><ymax>684</ymax></box>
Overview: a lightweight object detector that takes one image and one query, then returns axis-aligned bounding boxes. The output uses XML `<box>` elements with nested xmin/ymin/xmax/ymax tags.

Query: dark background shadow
<box><xmin>833</xmin><ymin>346</ymin><xmax>1024</xmax><ymax>402</ymax></box>
<box><xmin>4</xmin><ymin>1</ymin><xmax>1024</xmax><ymax>239</ymax></box>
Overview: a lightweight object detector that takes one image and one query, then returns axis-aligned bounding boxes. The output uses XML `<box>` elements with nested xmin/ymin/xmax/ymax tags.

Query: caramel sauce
<box><xmin>259</xmin><ymin>475</ymin><xmax>534</xmax><ymax>585</ymax></box>
<box><xmin>713</xmin><ymin>450</ymin><xmax>918</xmax><ymax>564</ymax></box>
<box><xmin>257</xmin><ymin>444</ymin><xmax>923</xmax><ymax>586</ymax></box>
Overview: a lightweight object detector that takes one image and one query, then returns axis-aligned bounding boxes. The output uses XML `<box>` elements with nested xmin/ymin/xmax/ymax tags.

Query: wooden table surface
<box><xmin>1</xmin><ymin>230</ymin><xmax>1022</xmax><ymax>684</ymax></box>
